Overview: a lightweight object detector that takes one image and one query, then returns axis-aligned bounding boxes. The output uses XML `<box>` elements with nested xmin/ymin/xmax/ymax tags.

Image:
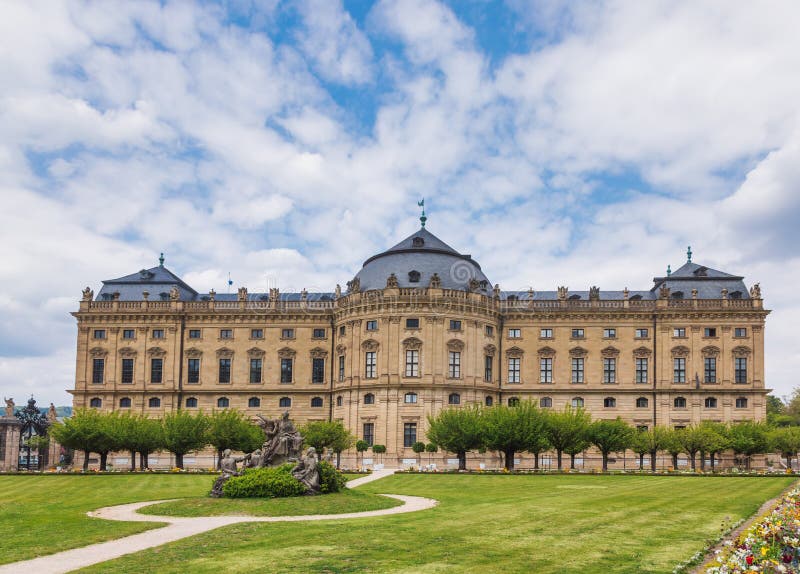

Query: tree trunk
<box><xmin>83</xmin><ymin>450</ymin><xmax>90</xmax><ymax>471</ymax></box>
<box><xmin>650</xmin><ymin>450</ymin><xmax>657</xmax><ymax>472</ymax></box>
<box><xmin>458</xmin><ymin>451</ymin><xmax>467</xmax><ymax>471</ymax></box>
<box><xmin>176</xmin><ymin>453</ymin><xmax>184</xmax><ymax>469</ymax></box>
<box><xmin>130</xmin><ymin>450</ymin><xmax>136</xmax><ymax>471</ymax></box>
<box><xmin>99</xmin><ymin>452</ymin><xmax>108</xmax><ymax>471</ymax></box>
<box><xmin>533</xmin><ymin>453</ymin><xmax>540</xmax><ymax>470</ymax></box>
<box><xmin>639</xmin><ymin>453</ymin><xmax>644</xmax><ymax>470</ymax></box>
<box><xmin>217</xmin><ymin>448</ymin><xmax>223</xmax><ymax>470</ymax></box>
<box><xmin>710</xmin><ymin>453</ymin><xmax>716</xmax><ymax>471</ymax></box>
<box><xmin>505</xmin><ymin>449</ymin><xmax>515</xmax><ymax>471</ymax></box>
<box><xmin>786</xmin><ymin>454</ymin><xmax>792</xmax><ymax>469</ymax></box>
<box><xmin>690</xmin><ymin>453</ymin><xmax>696</xmax><ymax>470</ymax></box>
<box><xmin>602</xmin><ymin>452</ymin><xmax>609</xmax><ymax>472</ymax></box>
<box><xmin>699</xmin><ymin>450</ymin><xmax>706</xmax><ymax>471</ymax></box>
<box><xmin>336</xmin><ymin>451</ymin><xmax>341</xmax><ymax>469</ymax></box>
<box><xmin>570</xmin><ymin>453</ymin><xmax>576</xmax><ymax>470</ymax></box>
<box><xmin>140</xmin><ymin>452</ymin><xmax>148</xmax><ymax>469</ymax></box>
<box><xmin>557</xmin><ymin>450</ymin><xmax>563</xmax><ymax>470</ymax></box>
<box><xmin>671</xmin><ymin>453</ymin><xmax>678</xmax><ymax>468</ymax></box>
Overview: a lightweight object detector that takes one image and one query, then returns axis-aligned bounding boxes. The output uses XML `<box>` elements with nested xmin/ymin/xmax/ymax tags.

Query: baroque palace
<box><xmin>70</xmin><ymin>216</ymin><xmax>768</xmax><ymax>468</ymax></box>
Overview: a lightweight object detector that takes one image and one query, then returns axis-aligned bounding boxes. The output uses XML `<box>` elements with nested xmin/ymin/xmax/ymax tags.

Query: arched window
<box><xmin>185</xmin><ymin>397</ymin><xmax>198</xmax><ymax>408</ymax></box>
<box><xmin>508</xmin><ymin>397</ymin><xmax>520</xmax><ymax>406</ymax></box>
<box><xmin>674</xmin><ymin>397</ymin><xmax>687</xmax><ymax>408</ymax></box>
<box><xmin>217</xmin><ymin>397</ymin><xmax>229</xmax><ymax>408</ymax></box>
<box><xmin>311</xmin><ymin>396</ymin><xmax>323</xmax><ymax>408</ymax></box>
<box><xmin>540</xmin><ymin>397</ymin><xmax>552</xmax><ymax>408</ymax></box>
<box><xmin>704</xmin><ymin>397</ymin><xmax>718</xmax><ymax>409</ymax></box>
<box><xmin>89</xmin><ymin>397</ymin><xmax>102</xmax><ymax>408</ymax></box>
<box><xmin>448</xmin><ymin>393</ymin><xmax>461</xmax><ymax>405</ymax></box>
<box><xmin>404</xmin><ymin>392</ymin><xmax>417</xmax><ymax>404</ymax></box>
<box><xmin>603</xmin><ymin>397</ymin><xmax>616</xmax><ymax>408</ymax></box>
<box><xmin>408</xmin><ymin>270</ymin><xmax>421</xmax><ymax>283</ymax></box>
<box><xmin>336</xmin><ymin>395</ymin><xmax>343</xmax><ymax>407</ymax></box>
<box><xmin>364</xmin><ymin>393</ymin><xmax>375</xmax><ymax>405</ymax></box>
<box><xmin>279</xmin><ymin>397</ymin><xmax>291</xmax><ymax>408</ymax></box>
<box><xmin>735</xmin><ymin>397</ymin><xmax>748</xmax><ymax>408</ymax></box>
<box><xmin>571</xmin><ymin>397</ymin><xmax>584</xmax><ymax>408</ymax></box>
<box><xmin>119</xmin><ymin>397</ymin><xmax>131</xmax><ymax>408</ymax></box>
<box><xmin>485</xmin><ymin>396</ymin><xmax>493</xmax><ymax>406</ymax></box>
<box><xmin>148</xmin><ymin>397</ymin><xmax>160</xmax><ymax>408</ymax></box>
<box><xmin>636</xmin><ymin>397</ymin><xmax>648</xmax><ymax>408</ymax></box>
<box><xmin>248</xmin><ymin>397</ymin><xmax>260</xmax><ymax>408</ymax></box>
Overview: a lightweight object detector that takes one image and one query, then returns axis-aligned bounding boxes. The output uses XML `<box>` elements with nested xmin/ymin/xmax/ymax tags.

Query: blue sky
<box><xmin>1</xmin><ymin>0</ymin><xmax>800</xmax><ymax>403</ymax></box>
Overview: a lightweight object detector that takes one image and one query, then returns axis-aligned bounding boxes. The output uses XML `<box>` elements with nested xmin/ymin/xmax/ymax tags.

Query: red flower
<box><xmin>746</xmin><ymin>555</ymin><xmax>754</xmax><ymax>565</ymax></box>
<box><xmin>783</xmin><ymin>553</ymin><xmax>793</xmax><ymax>563</ymax></box>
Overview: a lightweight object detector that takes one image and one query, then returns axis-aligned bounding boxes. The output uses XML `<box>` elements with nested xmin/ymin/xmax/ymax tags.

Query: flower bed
<box><xmin>706</xmin><ymin>486</ymin><xmax>800</xmax><ymax>573</ymax></box>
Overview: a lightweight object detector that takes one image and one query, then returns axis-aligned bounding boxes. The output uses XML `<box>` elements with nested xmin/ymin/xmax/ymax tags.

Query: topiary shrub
<box><xmin>220</xmin><ymin>461</ymin><xmax>347</xmax><ymax>498</ymax></box>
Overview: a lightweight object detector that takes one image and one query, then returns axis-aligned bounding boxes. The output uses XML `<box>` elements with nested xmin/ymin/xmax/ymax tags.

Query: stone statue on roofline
<box><xmin>3</xmin><ymin>397</ymin><xmax>13</xmax><ymax>417</ymax></box>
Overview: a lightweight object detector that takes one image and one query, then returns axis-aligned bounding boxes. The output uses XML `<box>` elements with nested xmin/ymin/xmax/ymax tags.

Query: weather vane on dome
<box><xmin>687</xmin><ymin>246</ymin><xmax>692</xmax><ymax>263</ymax></box>
<box><xmin>159</xmin><ymin>252</ymin><xmax>165</xmax><ymax>267</ymax></box>
<box><xmin>418</xmin><ymin>199</ymin><xmax>426</xmax><ymax>228</ymax></box>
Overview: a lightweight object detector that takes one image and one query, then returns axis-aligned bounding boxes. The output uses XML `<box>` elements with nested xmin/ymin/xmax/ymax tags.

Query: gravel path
<box><xmin>0</xmin><ymin>469</ymin><xmax>436</xmax><ymax>574</ymax></box>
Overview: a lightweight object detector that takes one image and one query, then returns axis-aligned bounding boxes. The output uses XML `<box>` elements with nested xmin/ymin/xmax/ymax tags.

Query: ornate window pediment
<box><xmin>401</xmin><ymin>337</ymin><xmax>422</xmax><ymax>350</ymax></box>
<box><xmin>335</xmin><ymin>344</ymin><xmax>347</xmax><ymax>355</ymax></box>
<box><xmin>89</xmin><ymin>347</ymin><xmax>108</xmax><ymax>358</ymax></box>
<box><xmin>216</xmin><ymin>347</ymin><xmax>235</xmax><ymax>359</ymax></box>
<box><xmin>185</xmin><ymin>347</ymin><xmax>203</xmax><ymax>358</ymax></box>
<box><xmin>247</xmin><ymin>347</ymin><xmax>266</xmax><ymax>358</ymax></box>
<box><xmin>632</xmin><ymin>346</ymin><xmax>652</xmax><ymax>358</ymax></box>
<box><xmin>447</xmin><ymin>339</ymin><xmax>465</xmax><ymax>352</ymax></box>
<box><xmin>537</xmin><ymin>346</ymin><xmax>557</xmax><ymax>358</ymax></box>
<box><xmin>505</xmin><ymin>346</ymin><xmax>524</xmax><ymax>358</ymax></box>
<box><xmin>278</xmin><ymin>347</ymin><xmax>296</xmax><ymax>359</ymax></box>
<box><xmin>119</xmin><ymin>347</ymin><xmax>137</xmax><ymax>357</ymax></box>
<box><xmin>147</xmin><ymin>346</ymin><xmax>167</xmax><ymax>357</ymax></box>
<box><xmin>310</xmin><ymin>347</ymin><xmax>328</xmax><ymax>359</ymax></box>
<box><xmin>600</xmin><ymin>346</ymin><xmax>620</xmax><ymax>358</ymax></box>
<box><xmin>671</xmin><ymin>345</ymin><xmax>690</xmax><ymax>358</ymax></box>
<box><xmin>732</xmin><ymin>345</ymin><xmax>752</xmax><ymax>357</ymax></box>
<box><xmin>484</xmin><ymin>344</ymin><xmax>497</xmax><ymax>356</ymax></box>
<box><xmin>569</xmin><ymin>346</ymin><xmax>588</xmax><ymax>358</ymax></box>
<box><xmin>362</xmin><ymin>339</ymin><xmax>380</xmax><ymax>351</ymax></box>
<box><xmin>701</xmin><ymin>345</ymin><xmax>721</xmax><ymax>358</ymax></box>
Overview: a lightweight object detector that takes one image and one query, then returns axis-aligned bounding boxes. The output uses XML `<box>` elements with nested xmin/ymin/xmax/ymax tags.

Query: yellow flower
<box><xmin>761</xmin><ymin>546</ymin><xmax>768</xmax><ymax>556</ymax></box>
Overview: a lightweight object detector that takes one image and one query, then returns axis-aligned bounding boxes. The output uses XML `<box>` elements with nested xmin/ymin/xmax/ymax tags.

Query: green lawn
<box><xmin>139</xmin><ymin>489</ymin><xmax>400</xmax><ymax>517</ymax></box>
<box><xmin>76</xmin><ymin>474</ymin><xmax>795</xmax><ymax>574</ymax></box>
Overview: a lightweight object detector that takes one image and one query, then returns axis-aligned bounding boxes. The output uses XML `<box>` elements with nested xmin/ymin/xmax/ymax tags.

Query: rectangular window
<box><xmin>366</xmin><ymin>320</ymin><xmax>378</xmax><ymax>331</ymax></box>
<box><xmin>250</xmin><ymin>359</ymin><xmax>262</xmax><ymax>384</ymax></box>
<box><xmin>571</xmin><ymin>358</ymin><xmax>584</xmax><ymax>384</ymax></box>
<box><xmin>508</xmin><ymin>328</ymin><xmax>521</xmax><ymax>338</ymax></box>
<box><xmin>571</xmin><ymin>328</ymin><xmax>584</xmax><ymax>338</ymax></box>
<box><xmin>508</xmin><ymin>357</ymin><xmax>520</xmax><ymax>383</ymax></box>
<box><xmin>405</xmin><ymin>318</ymin><xmax>419</xmax><ymax>329</ymax></box>
<box><xmin>121</xmin><ymin>358</ymin><xmax>134</xmax><ymax>384</ymax></box>
<box><xmin>635</xmin><ymin>328</ymin><xmax>649</xmax><ymax>338</ymax></box>
<box><xmin>603</xmin><ymin>328</ymin><xmax>616</xmax><ymax>339</ymax></box>
<box><xmin>365</xmin><ymin>352</ymin><xmax>377</xmax><ymax>378</ymax></box>
<box><xmin>485</xmin><ymin>325</ymin><xmax>494</xmax><ymax>337</ymax></box>
<box><xmin>92</xmin><ymin>359</ymin><xmax>104</xmax><ymax>384</ymax></box>
<box><xmin>313</xmin><ymin>328</ymin><xmax>326</xmax><ymax>339</ymax></box>
<box><xmin>405</xmin><ymin>350</ymin><xmax>419</xmax><ymax>377</ymax></box>
<box><xmin>187</xmin><ymin>358</ymin><xmax>200</xmax><ymax>383</ymax></box>
<box><xmin>312</xmin><ymin>358</ymin><xmax>325</xmax><ymax>383</ymax></box>
<box><xmin>484</xmin><ymin>355</ymin><xmax>493</xmax><ymax>382</ymax></box>
<box><xmin>152</xmin><ymin>329</ymin><xmax>164</xmax><ymax>339</ymax></box>
<box><xmin>735</xmin><ymin>357</ymin><xmax>748</xmax><ymax>383</ymax></box>
<box><xmin>338</xmin><ymin>355</ymin><xmax>345</xmax><ymax>381</ymax></box>
<box><xmin>363</xmin><ymin>423</ymin><xmax>375</xmax><ymax>447</ymax></box>
<box><xmin>448</xmin><ymin>351</ymin><xmax>461</xmax><ymax>378</ymax></box>
<box><xmin>403</xmin><ymin>423</ymin><xmax>417</xmax><ymax>448</ymax></box>
<box><xmin>540</xmin><ymin>358</ymin><xmax>553</xmax><ymax>383</ymax></box>
<box><xmin>280</xmin><ymin>358</ymin><xmax>293</xmax><ymax>383</ymax></box>
<box><xmin>635</xmin><ymin>358</ymin><xmax>648</xmax><ymax>383</ymax></box>
<box><xmin>122</xmin><ymin>329</ymin><xmax>135</xmax><ymax>339</ymax></box>
<box><xmin>188</xmin><ymin>329</ymin><xmax>201</xmax><ymax>339</ymax></box>
<box><xmin>603</xmin><ymin>358</ymin><xmax>616</xmax><ymax>384</ymax></box>
<box><xmin>281</xmin><ymin>329</ymin><xmax>295</xmax><ymax>339</ymax></box>
<box><xmin>93</xmin><ymin>329</ymin><xmax>106</xmax><ymax>339</ymax></box>
<box><xmin>219</xmin><ymin>359</ymin><xmax>231</xmax><ymax>383</ymax></box>
<box><xmin>704</xmin><ymin>357</ymin><xmax>717</xmax><ymax>383</ymax></box>
<box><xmin>540</xmin><ymin>328</ymin><xmax>553</xmax><ymax>338</ymax></box>
<box><xmin>339</xmin><ymin>326</ymin><xmax>346</xmax><ymax>336</ymax></box>
<box><xmin>220</xmin><ymin>329</ymin><xmax>233</xmax><ymax>339</ymax></box>
<box><xmin>449</xmin><ymin>320</ymin><xmax>462</xmax><ymax>331</ymax></box>
<box><xmin>673</xmin><ymin>327</ymin><xmax>686</xmax><ymax>337</ymax></box>
<box><xmin>151</xmin><ymin>358</ymin><xmax>163</xmax><ymax>384</ymax></box>
<box><xmin>704</xmin><ymin>327</ymin><xmax>717</xmax><ymax>337</ymax></box>
<box><xmin>735</xmin><ymin>327</ymin><xmax>747</xmax><ymax>337</ymax></box>
<box><xmin>674</xmin><ymin>358</ymin><xmax>686</xmax><ymax>383</ymax></box>
<box><xmin>251</xmin><ymin>329</ymin><xmax>263</xmax><ymax>339</ymax></box>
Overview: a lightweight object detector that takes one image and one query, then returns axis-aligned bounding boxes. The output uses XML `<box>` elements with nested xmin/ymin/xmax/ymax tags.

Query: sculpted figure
<box><xmin>210</xmin><ymin>448</ymin><xmax>249</xmax><ymax>497</ymax></box>
<box><xmin>4</xmin><ymin>397</ymin><xmax>14</xmax><ymax>417</ymax></box>
<box><xmin>292</xmin><ymin>447</ymin><xmax>321</xmax><ymax>494</ymax></box>
<box><xmin>256</xmin><ymin>412</ymin><xmax>303</xmax><ymax>466</ymax></box>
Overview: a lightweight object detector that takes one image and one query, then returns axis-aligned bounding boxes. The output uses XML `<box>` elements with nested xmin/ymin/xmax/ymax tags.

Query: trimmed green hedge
<box><xmin>221</xmin><ymin>461</ymin><xmax>346</xmax><ymax>498</ymax></box>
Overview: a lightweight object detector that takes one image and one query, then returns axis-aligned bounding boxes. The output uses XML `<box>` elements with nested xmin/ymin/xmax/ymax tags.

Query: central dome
<box><xmin>352</xmin><ymin>227</ymin><xmax>492</xmax><ymax>293</ymax></box>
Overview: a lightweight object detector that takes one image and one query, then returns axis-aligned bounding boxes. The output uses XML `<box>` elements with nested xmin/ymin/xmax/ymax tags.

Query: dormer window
<box><xmin>138</xmin><ymin>269</ymin><xmax>154</xmax><ymax>280</ymax></box>
<box><xmin>507</xmin><ymin>295</ymin><xmax>518</xmax><ymax>301</ymax></box>
<box><xmin>671</xmin><ymin>291</ymin><xmax>684</xmax><ymax>299</ymax></box>
<box><xmin>408</xmin><ymin>270</ymin><xmax>421</xmax><ymax>283</ymax></box>
<box><xmin>693</xmin><ymin>266</ymin><xmax>708</xmax><ymax>277</ymax></box>
<box><xmin>569</xmin><ymin>294</ymin><xmax>581</xmax><ymax>300</ymax></box>
<box><xmin>630</xmin><ymin>294</ymin><xmax>642</xmax><ymax>301</ymax></box>
<box><xmin>729</xmin><ymin>291</ymin><xmax>742</xmax><ymax>299</ymax></box>
<box><xmin>412</xmin><ymin>237</ymin><xmax>424</xmax><ymax>248</ymax></box>
<box><xmin>159</xmin><ymin>292</ymin><xmax>169</xmax><ymax>300</ymax></box>
<box><xmin>101</xmin><ymin>293</ymin><xmax>113</xmax><ymax>301</ymax></box>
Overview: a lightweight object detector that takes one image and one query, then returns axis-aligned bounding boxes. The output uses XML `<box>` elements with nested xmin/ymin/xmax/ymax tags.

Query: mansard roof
<box><xmin>97</xmin><ymin>265</ymin><xmax>198</xmax><ymax>301</ymax></box>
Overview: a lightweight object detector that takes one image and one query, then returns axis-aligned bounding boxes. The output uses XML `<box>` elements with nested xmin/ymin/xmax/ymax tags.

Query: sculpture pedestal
<box><xmin>0</xmin><ymin>416</ymin><xmax>22</xmax><ymax>472</ymax></box>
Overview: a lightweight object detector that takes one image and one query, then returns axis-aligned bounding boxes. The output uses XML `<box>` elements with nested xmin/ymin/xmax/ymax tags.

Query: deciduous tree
<box><xmin>427</xmin><ymin>406</ymin><xmax>482</xmax><ymax>471</ymax></box>
<box><xmin>588</xmin><ymin>418</ymin><xmax>633</xmax><ymax>472</ymax></box>
<box><xmin>546</xmin><ymin>407</ymin><xmax>591</xmax><ymax>470</ymax></box>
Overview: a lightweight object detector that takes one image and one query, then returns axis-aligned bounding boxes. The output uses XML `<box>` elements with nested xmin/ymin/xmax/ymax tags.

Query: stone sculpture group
<box><xmin>210</xmin><ymin>411</ymin><xmax>320</xmax><ymax>497</ymax></box>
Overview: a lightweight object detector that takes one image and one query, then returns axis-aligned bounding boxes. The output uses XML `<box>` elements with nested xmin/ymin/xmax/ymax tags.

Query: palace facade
<box><xmin>70</xmin><ymin>222</ymin><xmax>768</xmax><ymax>468</ymax></box>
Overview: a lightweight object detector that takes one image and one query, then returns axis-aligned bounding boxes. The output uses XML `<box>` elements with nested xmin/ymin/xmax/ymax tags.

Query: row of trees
<box><xmin>49</xmin><ymin>409</ymin><xmax>356</xmax><ymax>471</ymax></box>
<box><xmin>427</xmin><ymin>402</ymin><xmax>800</xmax><ymax>471</ymax></box>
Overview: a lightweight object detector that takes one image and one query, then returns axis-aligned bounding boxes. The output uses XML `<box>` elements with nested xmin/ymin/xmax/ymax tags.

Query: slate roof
<box><xmin>97</xmin><ymin>265</ymin><xmax>198</xmax><ymax>301</ymax></box>
<box><xmin>651</xmin><ymin>261</ymin><xmax>749</xmax><ymax>299</ymax></box>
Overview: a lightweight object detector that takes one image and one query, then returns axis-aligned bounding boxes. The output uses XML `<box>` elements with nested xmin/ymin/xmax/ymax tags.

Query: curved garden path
<box><xmin>0</xmin><ymin>469</ymin><xmax>437</xmax><ymax>574</ymax></box>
